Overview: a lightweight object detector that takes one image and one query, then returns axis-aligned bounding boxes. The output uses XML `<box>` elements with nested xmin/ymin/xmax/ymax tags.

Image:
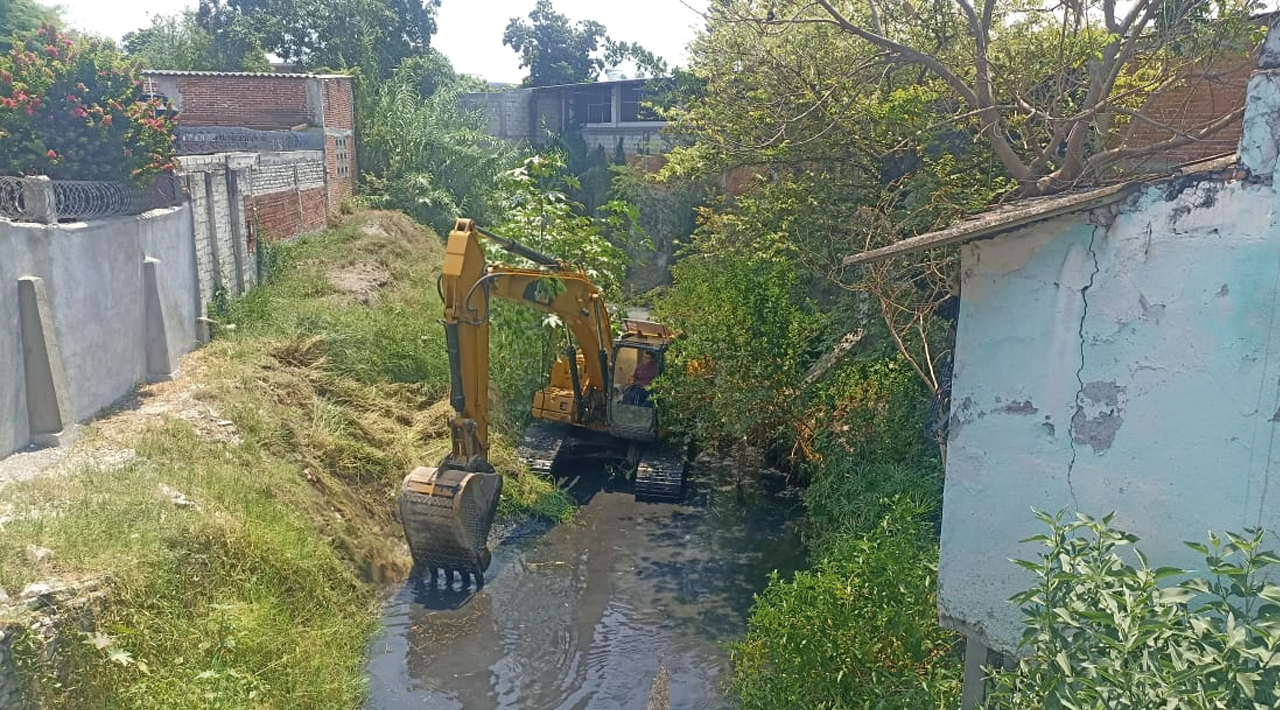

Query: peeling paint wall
<box><xmin>940</xmin><ymin>172</ymin><xmax>1280</xmax><ymax>651</ymax></box>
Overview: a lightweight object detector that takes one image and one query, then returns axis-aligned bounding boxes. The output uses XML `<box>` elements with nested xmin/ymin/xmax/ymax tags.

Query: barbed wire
<box><xmin>0</xmin><ymin>175</ymin><xmax>184</xmax><ymax>222</ymax></box>
<box><xmin>176</xmin><ymin>127</ymin><xmax>324</xmax><ymax>155</ymax></box>
<box><xmin>0</xmin><ymin>177</ymin><xmax>23</xmax><ymax>219</ymax></box>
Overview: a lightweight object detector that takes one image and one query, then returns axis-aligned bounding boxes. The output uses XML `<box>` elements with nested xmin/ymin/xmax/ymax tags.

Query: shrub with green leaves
<box><xmin>987</xmin><ymin>511</ymin><xmax>1280</xmax><ymax>710</ymax></box>
<box><xmin>801</xmin><ymin>358</ymin><xmax>943</xmax><ymax>546</ymax></box>
<box><xmin>0</xmin><ymin>24</ymin><xmax>176</xmax><ymax>183</ymax></box>
<box><xmin>494</xmin><ymin>152</ymin><xmax>634</xmax><ymax>297</ymax></box>
<box><xmin>652</xmin><ymin>250</ymin><xmax>825</xmax><ymax>450</ymax></box>
<box><xmin>729</xmin><ymin>498</ymin><xmax>963</xmax><ymax>710</ymax></box>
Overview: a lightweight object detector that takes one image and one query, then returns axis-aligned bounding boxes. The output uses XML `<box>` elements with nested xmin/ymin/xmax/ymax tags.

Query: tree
<box><xmin>123</xmin><ymin>11</ymin><xmax>270</xmax><ymax>71</ymax></box>
<box><xmin>660</xmin><ymin>9</ymin><xmax>1007</xmax><ymax>445</ymax></box>
<box><xmin>0</xmin><ymin>24</ymin><xmax>178</xmax><ymax>183</ymax></box>
<box><xmin>196</xmin><ymin>0</ymin><xmax>440</xmax><ymax>77</ymax></box>
<box><xmin>503</xmin><ymin>0</ymin><xmax>669</xmax><ymax>87</ymax></box>
<box><xmin>0</xmin><ymin>0</ymin><xmax>58</xmax><ymax>54</ymax></box>
<box><xmin>703</xmin><ymin>0</ymin><xmax>1265</xmax><ymax>197</ymax></box>
<box><xmin>503</xmin><ymin>0</ymin><xmax>608</xmax><ymax>87</ymax></box>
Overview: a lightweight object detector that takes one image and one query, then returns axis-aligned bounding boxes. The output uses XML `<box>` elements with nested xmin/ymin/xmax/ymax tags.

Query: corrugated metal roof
<box><xmin>142</xmin><ymin>70</ymin><xmax>351</xmax><ymax>79</ymax></box>
<box><xmin>843</xmin><ymin>154</ymin><xmax>1241</xmax><ymax>266</ymax></box>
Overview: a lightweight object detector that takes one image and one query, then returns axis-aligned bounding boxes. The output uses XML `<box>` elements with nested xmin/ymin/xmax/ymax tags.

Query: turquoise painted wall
<box><xmin>940</xmin><ymin>137</ymin><xmax>1280</xmax><ymax>649</ymax></box>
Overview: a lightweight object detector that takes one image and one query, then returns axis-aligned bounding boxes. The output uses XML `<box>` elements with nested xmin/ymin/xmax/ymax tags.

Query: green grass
<box><xmin>0</xmin><ymin>423</ymin><xmax>375</xmax><ymax>709</ymax></box>
<box><xmin>0</xmin><ymin>210</ymin><xmax>573</xmax><ymax>709</ymax></box>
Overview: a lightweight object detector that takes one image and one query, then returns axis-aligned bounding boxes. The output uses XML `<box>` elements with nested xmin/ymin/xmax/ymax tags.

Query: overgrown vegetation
<box><xmin>718</xmin><ymin>353</ymin><xmax>961</xmax><ymax>708</ymax></box>
<box><xmin>0</xmin><ymin>212</ymin><xmax>571</xmax><ymax>709</ymax></box>
<box><xmin>987</xmin><ymin>512</ymin><xmax>1280</xmax><ymax>710</ymax></box>
<box><xmin>355</xmin><ymin>52</ymin><xmax>516</xmax><ymax>237</ymax></box>
<box><xmin>731</xmin><ymin>499</ymin><xmax>962</xmax><ymax>710</ymax></box>
<box><xmin>0</xmin><ymin>24</ymin><xmax>177</xmax><ymax>183</ymax></box>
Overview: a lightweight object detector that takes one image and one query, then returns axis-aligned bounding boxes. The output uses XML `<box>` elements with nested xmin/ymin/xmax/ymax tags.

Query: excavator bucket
<box><xmin>398</xmin><ymin>465</ymin><xmax>503</xmax><ymax>582</ymax></box>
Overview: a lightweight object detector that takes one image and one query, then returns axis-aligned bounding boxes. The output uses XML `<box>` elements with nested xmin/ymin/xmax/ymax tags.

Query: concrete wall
<box><xmin>0</xmin><ymin>207</ymin><xmax>199</xmax><ymax>457</ymax></box>
<box><xmin>940</xmin><ymin>124</ymin><xmax>1280</xmax><ymax>651</ymax></box>
<box><xmin>462</xmin><ymin>81</ymin><xmax>669</xmax><ymax>157</ymax></box>
<box><xmin>581</xmin><ymin>125</ymin><xmax>669</xmax><ymax>156</ymax></box>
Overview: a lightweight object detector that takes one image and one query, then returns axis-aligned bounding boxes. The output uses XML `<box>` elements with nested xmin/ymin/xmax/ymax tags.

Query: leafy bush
<box><xmin>987</xmin><ymin>511</ymin><xmax>1280</xmax><ymax>710</ymax></box>
<box><xmin>729</xmin><ymin>498</ymin><xmax>962</xmax><ymax>710</ymax></box>
<box><xmin>357</xmin><ymin>54</ymin><xmax>515</xmax><ymax>236</ymax></box>
<box><xmin>653</xmin><ymin>250</ymin><xmax>825</xmax><ymax>450</ymax></box>
<box><xmin>807</xmin><ymin>357</ymin><xmax>938</xmax><ymax>465</ymax></box>
<box><xmin>801</xmin><ymin>358</ymin><xmax>943</xmax><ymax>547</ymax></box>
<box><xmin>495</xmin><ymin>153</ymin><xmax>634</xmax><ymax>296</ymax></box>
<box><xmin>804</xmin><ymin>459</ymin><xmax>942</xmax><ymax>551</ymax></box>
<box><xmin>0</xmin><ymin>24</ymin><xmax>176</xmax><ymax>183</ymax></box>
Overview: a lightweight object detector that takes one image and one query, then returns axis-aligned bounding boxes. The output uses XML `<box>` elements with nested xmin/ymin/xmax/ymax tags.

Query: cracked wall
<box><xmin>939</xmin><ymin>175</ymin><xmax>1280</xmax><ymax>652</ymax></box>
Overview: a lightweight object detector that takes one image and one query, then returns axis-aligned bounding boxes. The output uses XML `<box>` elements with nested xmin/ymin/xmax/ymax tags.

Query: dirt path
<box><xmin>0</xmin><ymin>349</ymin><xmax>238</xmax><ymax>492</ymax></box>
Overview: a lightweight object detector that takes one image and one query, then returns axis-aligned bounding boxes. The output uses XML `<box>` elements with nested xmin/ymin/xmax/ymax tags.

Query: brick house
<box><xmin>142</xmin><ymin>71</ymin><xmax>357</xmax><ymax>241</ymax></box>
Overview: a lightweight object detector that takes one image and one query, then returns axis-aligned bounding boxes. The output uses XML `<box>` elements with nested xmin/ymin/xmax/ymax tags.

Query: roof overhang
<box><xmin>843</xmin><ymin>155</ymin><xmax>1240</xmax><ymax>266</ymax></box>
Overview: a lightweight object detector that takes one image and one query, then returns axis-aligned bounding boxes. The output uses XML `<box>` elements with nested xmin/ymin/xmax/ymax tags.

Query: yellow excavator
<box><xmin>397</xmin><ymin>219</ymin><xmax>686</xmax><ymax>582</ymax></box>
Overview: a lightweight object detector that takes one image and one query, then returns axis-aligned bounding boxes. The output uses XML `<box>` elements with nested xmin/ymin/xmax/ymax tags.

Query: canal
<box><xmin>364</xmin><ymin>458</ymin><xmax>805</xmax><ymax>710</ymax></box>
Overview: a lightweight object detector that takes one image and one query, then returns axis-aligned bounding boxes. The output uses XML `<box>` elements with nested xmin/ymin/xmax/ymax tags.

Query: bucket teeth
<box><xmin>398</xmin><ymin>466</ymin><xmax>502</xmax><ymax>582</ymax></box>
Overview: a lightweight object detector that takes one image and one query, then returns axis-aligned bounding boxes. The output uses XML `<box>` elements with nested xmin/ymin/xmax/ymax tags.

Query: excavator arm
<box><xmin>399</xmin><ymin>219</ymin><xmax>614</xmax><ymax>582</ymax></box>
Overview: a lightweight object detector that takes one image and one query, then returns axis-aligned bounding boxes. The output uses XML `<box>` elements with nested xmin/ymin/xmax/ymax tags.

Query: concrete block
<box><xmin>18</xmin><ymin>277</ymin><xmax>74</xmax><ymax>447</ymax></box>
<box><xmin>20</xmin><ymin>177</ymin><xmax>56</xmax><ymax>224</ymax></box>
<box><xmin>143</xmin><ymin>258</ymin><xmax>175</xmax><ymax>382</ymax></box>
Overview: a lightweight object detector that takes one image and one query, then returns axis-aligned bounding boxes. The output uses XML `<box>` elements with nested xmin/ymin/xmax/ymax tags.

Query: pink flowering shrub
<box><xmin>0</xmin><ymin>24</ymin><xmax>176</xmax><ymax>184</ymax></box>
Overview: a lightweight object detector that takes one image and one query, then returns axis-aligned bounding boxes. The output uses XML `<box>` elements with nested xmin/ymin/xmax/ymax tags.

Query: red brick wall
<box><xmin>151</xmin><ymin>72</ymin><xmax>359</xmax><ymax>229</ymax></box>
<box><xmin>1118</xmin><ymin>57</ymin><xmax>1254</xmax><ymax>167</ymax></box>
<box><xmin>161</xmin><ymin>75</ymin><xmax>314</xmax><ymax>130</ymax></box>
<box><xmin>245</xmin><ymin>187</ymin><xmax>328</xmax><ymax>243</ymax></box>
<box><xmin>323</xmin><ymin>78</ymin><xmax>355</xmax><ymax>130</ymax></box>
<box><xmin>321</xmin><ymin>77</ymin><xmax>357</xmax><ymax>207</ymax></box>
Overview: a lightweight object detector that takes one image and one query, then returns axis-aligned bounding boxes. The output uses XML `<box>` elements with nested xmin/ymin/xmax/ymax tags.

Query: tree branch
<box><xmin>810</xmin><ymin>0</ymin><xmax>1033</xmax><ymax>182</ymax></box>
<box><xmin>1082</xmin><ymin>105</ymin><xmax>1246</xmax><ymax>175</ymax></box>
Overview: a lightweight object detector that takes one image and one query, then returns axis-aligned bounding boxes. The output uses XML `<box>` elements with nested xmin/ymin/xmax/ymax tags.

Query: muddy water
<box><xmin>364</xmin><ymin>460</ymin><xmax>805</xmax><ymax>710</ymax></box>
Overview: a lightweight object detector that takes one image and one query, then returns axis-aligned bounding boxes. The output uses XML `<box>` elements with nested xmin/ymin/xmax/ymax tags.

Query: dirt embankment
<box><xmin>0</xmin><ymin>210</ymin><xmax>567</xmax><ymax>710</ymax></box>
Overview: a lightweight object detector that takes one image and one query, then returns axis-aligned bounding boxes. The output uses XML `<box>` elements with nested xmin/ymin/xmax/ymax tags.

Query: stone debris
<box><xmin>158</xmin><ymin>483</ymin><xmax>199</xmax><ymax>510</ymax></box>
<box><xmin>24</xmin><ymin>545</ymin><xmax>53</xmax><ymax>565</ymax></box>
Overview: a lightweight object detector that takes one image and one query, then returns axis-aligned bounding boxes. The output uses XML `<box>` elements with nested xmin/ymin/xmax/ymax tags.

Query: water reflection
<box><xmin>364</xmin><ymin>460</ymin><xmax>805</xmax><ymax>710</ymax></box>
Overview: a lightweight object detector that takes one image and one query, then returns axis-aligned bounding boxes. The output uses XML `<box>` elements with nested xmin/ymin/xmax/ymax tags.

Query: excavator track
<box><xmin>516</xmin><ymin>421</ymin><xmax>571</xmax><ymax>475</ymax></box>
<box><xmin>634</xmin><ymin>443</ymin><xmax>687</xmax><ymax>502</ymax></box>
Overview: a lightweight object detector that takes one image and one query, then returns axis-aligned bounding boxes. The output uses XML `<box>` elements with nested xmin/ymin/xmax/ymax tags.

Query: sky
<box><xmin>53</xmin><ymin>0</ymin><xmax>709</xmax><ymax>83</ymax></box>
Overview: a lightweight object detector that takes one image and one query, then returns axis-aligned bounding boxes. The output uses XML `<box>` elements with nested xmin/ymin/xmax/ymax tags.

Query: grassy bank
<box><xmin>0</xmin><ymin>211</ymin><xmax>571</xmax><ymax>709</ymax></box>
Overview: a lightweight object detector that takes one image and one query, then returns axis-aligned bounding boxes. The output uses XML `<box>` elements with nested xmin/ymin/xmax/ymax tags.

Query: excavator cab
<box><xmin>609</xmin><ymin>338</ymin><xmax>665</xmax><ymax>443</ymax></box>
